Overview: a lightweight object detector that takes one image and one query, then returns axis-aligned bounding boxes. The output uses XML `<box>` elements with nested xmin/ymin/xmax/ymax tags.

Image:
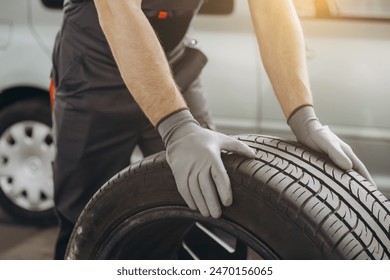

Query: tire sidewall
<box><xmin>0</xmin><ymin>98</ymin><xmax>52</xmax><ymax>132</ymax></box>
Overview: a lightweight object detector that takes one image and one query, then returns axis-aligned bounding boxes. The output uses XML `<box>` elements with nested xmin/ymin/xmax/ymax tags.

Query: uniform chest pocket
<box><xmin>142</xmin><ymin>0</ymin><xmax>203</xmax><ymax>52</ymax></box>
<box><xmin>142</xmin><ymin>0</ymin><xmax>203</xmax><ymax>12</ymax></box>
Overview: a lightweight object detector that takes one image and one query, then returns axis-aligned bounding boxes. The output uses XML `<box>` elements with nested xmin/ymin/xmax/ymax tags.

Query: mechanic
<box><xmin>51</xmin><ymin>0</ymin><xmax>375</xmax><ymax>259</ymax></box>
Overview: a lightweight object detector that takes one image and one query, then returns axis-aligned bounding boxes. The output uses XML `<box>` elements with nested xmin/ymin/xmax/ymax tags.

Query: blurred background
<box><xmin>0</xmin><ymin>0</ymin><xmax>389</xmax><ymax>259</ymax></box>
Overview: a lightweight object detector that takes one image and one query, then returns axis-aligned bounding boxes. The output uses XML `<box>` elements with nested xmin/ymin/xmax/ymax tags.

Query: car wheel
<box><xmin>0</xmin><ymin>98</ymin><xmax>56</xmax><ymax>225</ymax></box>
<box><xmin>65</xmin><ymin>135</ymin><xmax>390</xmax><ymax>259</ymax></box>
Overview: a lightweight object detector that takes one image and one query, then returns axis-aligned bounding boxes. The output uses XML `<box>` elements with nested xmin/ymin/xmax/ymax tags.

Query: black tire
<box><xmin>0</xmin><ymin>97</ymin><xmax>56</xmax><ymax>225</ymax></box>
<box><xmin>66</xmin><ymin>135</ymin><xmax>390</xmax><ymax>260</ymax></box>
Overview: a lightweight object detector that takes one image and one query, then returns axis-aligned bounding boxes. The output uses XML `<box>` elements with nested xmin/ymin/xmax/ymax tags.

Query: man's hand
<box><xmin>288</xmin><ymin>106</ymin><xmax>376</xmax><ymax>186</ymax></box>
<box><xmin>158</xmin><ymin>110</ymin><xmax>256</xmax><ymax>218</ymax></box>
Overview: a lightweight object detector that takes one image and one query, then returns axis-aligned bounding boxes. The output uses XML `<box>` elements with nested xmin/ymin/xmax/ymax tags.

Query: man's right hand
<box><xmin>158</xmin><ymin>110</ymin><xmax>256</xmax><ymax>218</ymax></box>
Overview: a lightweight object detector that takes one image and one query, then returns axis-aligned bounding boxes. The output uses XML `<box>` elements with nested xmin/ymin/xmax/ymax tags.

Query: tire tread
<box><xmin>230</xmin><ymin>135</ymin><xmax>389</xmax><ymax>259</ymax></box>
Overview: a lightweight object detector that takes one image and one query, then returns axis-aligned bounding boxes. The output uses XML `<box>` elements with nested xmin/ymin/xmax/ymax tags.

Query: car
<box><xmin>0</xmin><ymin>0</ymin><xmax>62</xmax><ymax>224</ymax></box>
<box><xmin>0</xmin><ymin>0</ymin><xmax>389</xmax><ymax>225</ymax></box>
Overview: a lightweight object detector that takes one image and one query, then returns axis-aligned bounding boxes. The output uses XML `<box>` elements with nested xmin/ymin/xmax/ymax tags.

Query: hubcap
<box><xmin>0</xmin><ymin>121</ymin><xmax>54</xmax><ymax>211</ymax></box>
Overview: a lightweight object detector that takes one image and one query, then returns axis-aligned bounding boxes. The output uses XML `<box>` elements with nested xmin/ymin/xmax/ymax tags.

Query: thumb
<box><xmin>219</xmin><ymin>134</ymin><xmax>256</xmax><ymax>158</ymax></box>
<box><xmin>341</xmin><ymin>143</ymin><xmax>377</xmax><ymax>187</ymax></box>
<box><xmin>310</xmin><ymin>125</ymin><xmax>353</xmax><ymax>170</ymax></box>
<box><xmin>328</xmin><ymin>144</ymin><xmax>353</xmax><ymax>171</ymax></box>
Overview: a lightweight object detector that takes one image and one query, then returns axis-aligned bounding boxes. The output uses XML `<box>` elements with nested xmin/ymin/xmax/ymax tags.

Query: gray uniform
<box><xmin>51</xmin><ymin>0</ymin><xmax>213</xmax><ymax>259</ymax></box>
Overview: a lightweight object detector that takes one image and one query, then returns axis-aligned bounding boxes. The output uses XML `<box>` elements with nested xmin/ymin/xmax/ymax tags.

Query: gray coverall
<box><xmin>51</xmin><ymin>0</ymin><xmax>213</xmax><ymax>259</ymax></box>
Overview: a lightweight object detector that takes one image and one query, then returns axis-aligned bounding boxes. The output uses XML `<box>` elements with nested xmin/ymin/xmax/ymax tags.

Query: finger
<box><xmin>176</xmin><ymin>177</ymin><xmax>198</xmax><ymax>210</ymax></box>
<box><xmin>219</xmin><ymin>134</ymin><xmax>256</xmax><ymax>158</ymax></box>
<box><xmin>341</xmin><ymin>143</ymin><xmax>377</xmax><ymax>187</ymax></box>
<box><xmin>189</xmin><ymin>168</ymin><xmax>210</xmax><ymax>217</ymax></box>
<box><xmin>175</xmin><ymin>174</ymin><xmax>197</xmax><ymax>211</ymax></box>
<box><xmin>327</xmin><ymin>143</ymin><xmax>353</xmax><ymax>171</ymax></box>
<box><xmin>309</xmin><ymin>126</ymin><xmax>352</xmax><ymax>170</ymax></box>
<box><xmin>211</xmin><ymin>160</ymin><xmax>233</xmax><ymax>207</ymax></box>
<box><xmin>199</xmin><ymin>167</ymin><xmax>222</xmax><ymax>218</ymax></box>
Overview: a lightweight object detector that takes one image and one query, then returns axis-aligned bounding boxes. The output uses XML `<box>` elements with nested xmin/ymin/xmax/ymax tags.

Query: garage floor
<box><xmin>0</xmin><ymin>207</ymin><xmax>57</xmax><ymax>260</ymax></box>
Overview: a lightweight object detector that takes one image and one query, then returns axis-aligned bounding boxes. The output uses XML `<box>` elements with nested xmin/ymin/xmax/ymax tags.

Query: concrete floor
<box><xmin>0</xmin><ymin>207</ymin><xmax>58</xmax><ymax>260</ymax></box>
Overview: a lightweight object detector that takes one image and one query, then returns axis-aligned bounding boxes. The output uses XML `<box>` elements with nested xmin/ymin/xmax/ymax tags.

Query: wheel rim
<box><xmin>94</xmin><ymin>206</ymin><xmax>280</xmax><ymax>260</ymax></box>
<box><xmin>0</xmin><ymin>121</ymin><xmax>54</xmax><ymax>212</ymax></box>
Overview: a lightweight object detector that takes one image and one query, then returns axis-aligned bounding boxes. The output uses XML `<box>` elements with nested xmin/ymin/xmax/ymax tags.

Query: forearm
<box><xmin>248</xmin><ymin>0</ymin><xmax>313</xmax><ymax>118</ymax></box>
<box><xmin>94</xmin><ymin>0</ymin><xmax>186</xmax><ymax>125</ymax></box>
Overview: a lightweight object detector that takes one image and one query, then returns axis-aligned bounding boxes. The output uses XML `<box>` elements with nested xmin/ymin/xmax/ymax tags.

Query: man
<box><xmin>51</xmin><ymin>0</ymin><xmax>375</xmax><ymax>259</ymax></box>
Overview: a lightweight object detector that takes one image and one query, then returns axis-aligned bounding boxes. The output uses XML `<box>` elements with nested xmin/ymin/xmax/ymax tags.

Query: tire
<box><xmin>65</xmin><ymin>135</ymin><xmax>390</xmax><ymax>260</ymax></box>
<box><xmin>0</xmin><ymin>98</ymin><xmax>56</xmax><ymax>225</ymax></box>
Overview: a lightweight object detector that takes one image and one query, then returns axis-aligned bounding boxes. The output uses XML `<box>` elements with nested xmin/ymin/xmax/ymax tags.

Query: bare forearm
<box><xmin>248</xmin><ymin>0</ymin><xmax>313</xmax><ymax>118</ymax></box>
<box><xmin>94</xmin><ymin>0</ymin><xmax>186</xmax><ymax>125</ymax></box>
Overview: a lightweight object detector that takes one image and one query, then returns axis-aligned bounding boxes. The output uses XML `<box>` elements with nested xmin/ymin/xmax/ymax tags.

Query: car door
<box><xmin>29</xmin><ymin>0</ymin><xmax>63</xmax><ymax>57</ymax></box>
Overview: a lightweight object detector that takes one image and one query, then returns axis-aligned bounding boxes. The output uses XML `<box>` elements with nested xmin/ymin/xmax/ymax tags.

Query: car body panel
<box><xmin>0</xmin><ymin>0</ymin><xmax>61</xmax><ymax>93</ymax></box>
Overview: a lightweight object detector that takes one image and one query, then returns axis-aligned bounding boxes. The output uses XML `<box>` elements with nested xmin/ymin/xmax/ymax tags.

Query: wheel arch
<box><xmin>0</xmin><ymin>86</ymin><xmax>50</xmax><ymax>111</ymax></box>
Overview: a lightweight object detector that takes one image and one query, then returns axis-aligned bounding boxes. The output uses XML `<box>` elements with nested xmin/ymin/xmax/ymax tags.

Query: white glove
<box><xmin>288</xmin><ymin>106</ymin><xmax>376</xmax><ymax>186</ymax></box>
<box><xmin>158</xmin><ymin>109</ymin><xmax>256</xmax><ymax>217</ymax></box>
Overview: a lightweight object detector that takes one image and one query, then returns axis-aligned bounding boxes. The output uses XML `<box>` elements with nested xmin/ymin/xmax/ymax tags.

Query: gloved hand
<box><xmin>288</xmin><ymin>105</ymin><xmax>376</xmax><ymax>186</ymax></box>
<box><xmin>158</xmin><ymin>109</ymin><xmax>256</xmax><ymax>218</ymax></box>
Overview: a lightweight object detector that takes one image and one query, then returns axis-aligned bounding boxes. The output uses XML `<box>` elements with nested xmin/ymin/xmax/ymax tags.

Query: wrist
<box><xmin>157</xmin><ymin>109</ymin><xmax>200</xmax><ymax>145</ymax></box>
<box><xmin>155</xmin><ymin>107</ymin><xmax>189</xmax><ymax>128</ymax></box>
<box><xmin>287</xmin><ymin>104</ymin><xmax>314</xmax><ymax>123</ymax></box>
<box><xmin>288</xmin><ymin>105</ymin><xmax>320</xmax><ymax>140</ymax></box>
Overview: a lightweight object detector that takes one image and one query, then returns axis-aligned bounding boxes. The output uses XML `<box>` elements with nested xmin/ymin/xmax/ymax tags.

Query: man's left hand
<box><xmin>288</xmin><ymin>106</ymin><xmax>376</xmax><ymax>186</ymax></box>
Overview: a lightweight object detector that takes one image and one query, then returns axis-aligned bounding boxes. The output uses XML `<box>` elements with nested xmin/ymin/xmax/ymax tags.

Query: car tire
<box><xmin>65</xmin><ymin>135</ymin><xmax>390</xmax><ymax>260</ymax></box>
<box><xmin>0</xmin><ymin>97</ymin><xmax>56</xmax><ymax>225</ymax></box>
